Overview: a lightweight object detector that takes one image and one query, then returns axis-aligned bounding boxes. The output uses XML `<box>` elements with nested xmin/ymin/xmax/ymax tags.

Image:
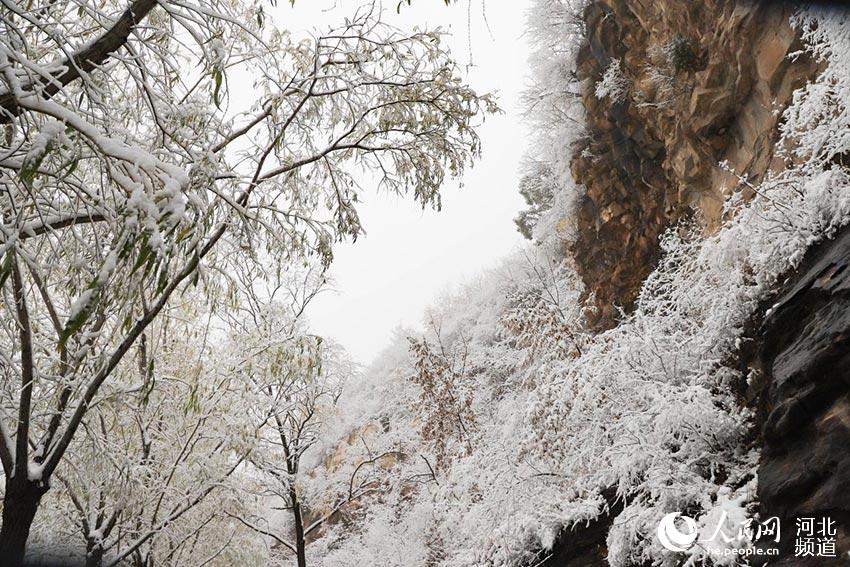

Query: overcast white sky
<box><xmin>271</xmin><ymin>1</ymin><xmax>532</xmax><ymax>364</ymax></box>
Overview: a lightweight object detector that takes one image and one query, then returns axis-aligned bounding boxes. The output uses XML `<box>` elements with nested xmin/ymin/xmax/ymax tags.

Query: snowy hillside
<box><xmin>301</xmin><ymin>4</ymin><xmax>850</xmax><ymax>566</ymax></box>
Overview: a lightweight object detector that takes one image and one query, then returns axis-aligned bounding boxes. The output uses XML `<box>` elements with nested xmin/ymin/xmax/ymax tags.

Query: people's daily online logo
<box><xmin>656</xmin><ymin>511</ymin><xmax>780</xmax><ymax>559</ymax></box>
<box><xmin>657</xmin><ymin>513</ymin><xmax>699</xmax><ymax>552</ymax></box>
<box><xmin>657</xmin><ymin>512</ymin><xmax>840</xmax><ymax>559</ymax></box>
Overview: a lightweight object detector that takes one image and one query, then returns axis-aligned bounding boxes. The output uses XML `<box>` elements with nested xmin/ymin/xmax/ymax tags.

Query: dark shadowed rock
<box><xmin>755</xmin><ymin>226</ymin><xmax>850</xmax><ymax>565</ymax></box>
<box><xmin>524</xmin><ymin>489</ymin><xmax>624</xmax><ymax>567</ymax></box>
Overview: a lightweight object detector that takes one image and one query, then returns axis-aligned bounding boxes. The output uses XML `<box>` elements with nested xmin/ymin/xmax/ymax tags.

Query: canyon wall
<box><xmin>753</xmin><ymin>225</ymin><xmax>850</xmax><ymax>565</ymax></box>
<box><xmin>571</xmin><ymin>0</ymin><xmax>817</xmax><ymax>328</ymax></box>
<box><xmin>545</xmin><ymin>0</ymin><xmax>850</xmax><ymax>564</ymax></box>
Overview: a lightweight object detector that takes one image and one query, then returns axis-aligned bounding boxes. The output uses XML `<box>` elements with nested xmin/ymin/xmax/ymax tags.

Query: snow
<box><xmin>595</xmin><ymin>59</ymin><xmax>629</xmax><ymax>102</ymax></box>
<box><xmin>4</xmin><ymin>2</ymin><xmax>850</xmax><ymax>565</ymax></box>
<box><xmin>302</xmin><ymin>4</ymin><xmax>850</xmax><ymax>566</ymax></box>
<box><xmin>28</xmin><ymin>462</ymin><xmax>44</xmax><ymax>483</ymax></box>
<box><xmin>67</xmin><ymin>289</ymin><xmax>95</xmax><ymax>322</ymax></box>
<box><xmin>23</xmin><ymin>119</ymin><xmax>67</xmax><ymax>162</ymax></box>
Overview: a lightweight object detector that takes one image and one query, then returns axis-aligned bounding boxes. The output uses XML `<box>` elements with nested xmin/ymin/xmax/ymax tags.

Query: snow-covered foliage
<box><xmin>0</xmin><ymin>0</ymin><xmax>494</xmax><ymax>560</ymax></box>
<box><xmin>515</xmin><ymin>0</ymin><xmax>589</xmax><ymax>246</ymax></box>
<box><xmin>595</xmin><ymin>59</ymin><xmax>629</xmax><ymax>102</ymax></box>
<box><xmin>303</xmin><ymin>4</ymin><xmax>850</xmax><ymax>567</ymax></box>
<box><xmin>4</xmin><ymin>1</ymin><xmax>850</xmax><ymax>565</ymax></box>
<box><xmin>27</xmin><ymin>298</ymin><xmax>266</xmax><ymax>566</ymax></box>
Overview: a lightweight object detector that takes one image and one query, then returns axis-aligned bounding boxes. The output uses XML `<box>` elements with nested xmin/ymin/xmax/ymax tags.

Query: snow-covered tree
<box><xmin>222</xmin><ymin>286</ymin><xmax>396</xmax><ymax>567</ymax></box>
<box><xmin>407</xmin><ymin>319</ymin><xmax>477</xmax><ymax>471</ymax></box>
<box><xmin>47</xmin><ymin>304</ymin><xmax>258</xmax><ymax>567</ymax></box>
<box><xmin>0</xmin><ymin>1</ymin><xmax>494</xmax><ymax>561</ymax></box>
<box><xmin>514</xmin><ymin>0</ymin><xmax>587</xmax><ymax>242</ymax></box>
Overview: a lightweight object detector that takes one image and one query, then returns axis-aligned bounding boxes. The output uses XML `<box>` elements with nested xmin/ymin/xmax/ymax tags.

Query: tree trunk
<box><xmin>86</xmin><ymin>539</ymin><xmax>105</xmax><ymax>567</ymax></box>
<box><xmin>290</xmin><ymin>487</ymin><xmax>307</xmax><ymax>567</ymax></box>
<box><xmin>0</xmin><ymin>477</ymin><xmax>48</xmax><ymax>566</ymax></box>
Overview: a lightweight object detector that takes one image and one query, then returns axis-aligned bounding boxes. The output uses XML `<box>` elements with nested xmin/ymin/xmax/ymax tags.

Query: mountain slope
<box><xmin>306</xmin><ymin>2</ymin><xmax>850</xmax><ymax>565</ymax></box>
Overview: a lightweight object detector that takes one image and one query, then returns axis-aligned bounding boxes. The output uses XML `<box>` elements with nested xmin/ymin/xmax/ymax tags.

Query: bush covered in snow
<box><xmin>595</xmin><ymin>59</ymin><xmax>630</xmax><ymax>102</ymax></box>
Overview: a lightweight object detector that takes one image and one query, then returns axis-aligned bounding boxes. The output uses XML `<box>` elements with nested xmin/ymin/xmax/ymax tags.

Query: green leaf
<box><xmin>122</xmin><ymin>311</ymin><xmax>134</xmax><ymax>333</ymax></box>
<box><xmin>212</xmin><ymin>68</ymin><xmax>224</xmax><ymax>109</ymax></box>
<box><xmin>174</xmin><ymin>224</ymin><xmax>194</xmax><ymax>244</ymax></box>
<box><xmin>183</xmin><ymin>384</ymin><xmax>201</xmax><ymax>415</ymax></box>
<box><xmin>60</xmin><ymin>288</ymin><xmax>98</xmax><ymax>349</ymax></box>
<box><xmin>130</xmin><ymin>238</ymin><xmax>155</xmax><ymax>275</ymax></box>
<box><xmin>19</xmin><ymin>151</ymin><xmax>48</xmax><ymax>189</ymax></box>
<box><xmin>155</xmin><ymin>266</ymin><xmax>169</xmax><ymax>294</ymax></box>
<box><xmin>141</xmin><ymin>373</ymin><xmax>156</xmax><ymax>407</ymax></box>
<box><xmin>0</xmin><ymin>252</ymin><xmax>14</xmax><ymax>290</ymax></box>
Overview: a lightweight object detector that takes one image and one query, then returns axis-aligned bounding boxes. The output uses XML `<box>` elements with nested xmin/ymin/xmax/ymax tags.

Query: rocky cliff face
<box><xmin>545</xmin><ymin>0</ymin><xmax>850</xmax><ymax>564</ymax></box>
<box><xmin>571</xmin><ymin>0</ymin><xmax>818</xmax><ymax>328</ymax></box>
<box><xmin>754</xmin><ymin>224</ymin><xmax>850</xmax><ymax>565</ymax></box>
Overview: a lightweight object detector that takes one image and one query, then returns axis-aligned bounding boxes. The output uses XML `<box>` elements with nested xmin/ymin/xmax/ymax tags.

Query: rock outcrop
<box><xmin>570</xmin><ymin>0</ymin><xmax>818</xmax><ymax>328</ymax></box>
<box><xmin>754</xmin><ymin>225</ymin><xmax>850</xmax><ymax>565</ymax></box>
<box><xmin>535</xmin><ymin>489</ymin><xmax>623</xmax><ymax>567</ymax></box>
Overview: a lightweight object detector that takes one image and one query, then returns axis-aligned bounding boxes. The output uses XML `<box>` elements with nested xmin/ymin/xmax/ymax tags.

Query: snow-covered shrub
<box><xmin>515</xmin><ymin>161</ymin><xmax>560</xmax><ymax>240</ymax></box>
<box><xmin>595</xmin><ymin>59</ymin><xmax>630</xmax><ymax>102</ymax></box>
<box><xmin>639</xmin><ymin>44</ymin><xmax>679</xmax><ymax>109</ymax></box>
<box><xmin>408</xmin><ymin>330</ymin><xmax>478</xmax><ymax>469</ymax></box>
<box><xmin>500</xmin><ymin>252</ymin><xmax>587</xmax><ymax>367</ymax></box>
